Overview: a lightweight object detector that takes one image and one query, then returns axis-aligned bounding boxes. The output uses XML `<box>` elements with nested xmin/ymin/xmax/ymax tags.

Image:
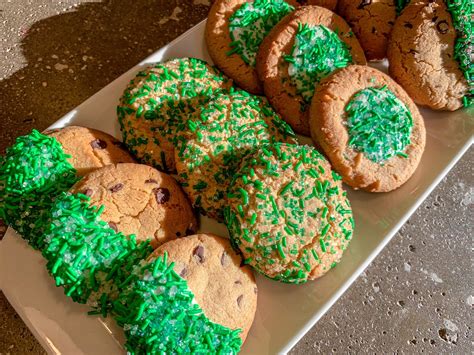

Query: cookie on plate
<box><xmin>45</xmin><ymin>126</ymin><xmax>135</xmax><ymax>176</ymax></box>
<box><xmin>297</xmin><ymin>0</ymin><xmax>338</xmax><ymax>10</ymax></box>
<box><xmin>206</xmin><ymin>0</ymin><xmax>296</xmax><ymax>94</ymax></box>
<box><xmin>175</xmin><ymin>90</ymin><xmax>297</xmax><ymax>221</ymax></box>
<box><xmin>310</xmin><ymin>65</ymin><xmax>426</xmax><ymax>192</ymax></box>
<box><xmin>70</xmin><ymin>163</ymin><xmax>197</xmax><ymax>248</ymax></box>
<box><xmin>257</xmin><ymin>5</ymin><xmax>366</xmax><ymax>135</ymax></box>
<box><xmin>117</xmin><ymin>58</ymin><xmax>232</xmax><ymax>172</ymax></box>
<box><xmin>337</xmin><ymin>0</ymin><xmax>408</xmax><ymax>61</ymax></box>
<box><xmin>387</xmin><ymin>0</ymin><xmax>472</xmax><ymax>110</ymax></box>
<box><xmin>225</xmin><ymin>143</ymin><xmax>354</xmax><ymax>284</ymax></box>
<box><xmin>149</xmin><ymin>233</ymin><xmax>257</xmax><ymax>341</ymax></box>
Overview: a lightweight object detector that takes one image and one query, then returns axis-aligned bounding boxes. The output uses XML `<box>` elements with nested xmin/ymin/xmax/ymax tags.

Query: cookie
<box><xmin>114</xmin><ymin>252</ymin><xmax>242</xmax><ymax>354</ymax></box>
<box><xmin>0</xmin><ymin>130</ymin><xmax>79</xmax><ymax>248</ymax></box>
<box><xmin>45</xmin><ymin>126</ymin><xmax>135</xmax><ymax>176</ymax></box>
<box><xmin>205</xmin><ymin>0</ymin><xmax>296</xmax><ymax>94</ymax></box>
<box><xmin>70</xmin><ymin>163</ymin><xmax>197</xmax><ymax>248</ymax></box>
<box><xmin>257</xmin><ymin>5</ymin><xmax>366</xmax><ymax>135</ymax></box>
<box><xmin>117</xmin><ymin>58</ymin><xmax>232</xmax><ymax>172</ymax></box>
<box><xmin>297</xmin><ymin>0</ymin><xmax>338</xmax><ymax>10</ymax></box>
<box><xmin>387</xmin><ymin>0</ymin><xmax>472</xmax><ymax>110</ymax></box>
<box><xmin>149</xmin><ymin>233</ymin><xmax>257</xmax><ymax>341</ymax></box>
<box><xmin>175</xmin><ymin>90</ymin><xmax>297</xmax><ymax>221</ymax></box>
<box><xmin>225</xmin><ymin>143</ymin><xmax>354</xmax><ymax>284</ymax></box>
<box><xmin>309</xmin><ymin>65</ymin><xmax>426</xmax><ymax>192</ymax></box>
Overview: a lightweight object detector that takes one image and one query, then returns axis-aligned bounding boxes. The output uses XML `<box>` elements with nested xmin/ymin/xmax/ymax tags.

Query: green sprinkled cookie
<box><xmin>206</xmin><ymin>0</ymin><xmax>296</xmax><ymax>94</ymax></box>
<box><xmin>257</xmin><ymin>5</ymin><xmax>366</xmax><ymax>135</ymax></box>
<box><xmin>0</xmin><ymin>130</ymin><xmax>79</xmax><ymax>249</ymax></box>
<box><xmin>42</xmin><ymin>192</ymin><xmax>153</xmax><ymax>305</ymax></box>
<box><xmin>113</xmin><ymin>253</ymin><xmax>242</xmax><ymax>354</ymax></box>
<box><xmin>388</xmin><ymin>0</ymin><xmax>473</xmax><ymax>110</ymax></box>
<box><xmin>225</xmin><ymin>143</ymin><xmax>354</xmax><ymax>284</ymax></box>
<box><xmin>310</xmin><ymin>65</ymin><xmax>426</xmax><ymax>192</ymax></box>
<box><xmin>175</xmin><ymin>90</ymin><xmax>297</xmax><ymax>221</ymax></box>
<box><xmin>117</xmin><ymin>57</ymin><xmax>232</xmax><ymax>172</ymax></box>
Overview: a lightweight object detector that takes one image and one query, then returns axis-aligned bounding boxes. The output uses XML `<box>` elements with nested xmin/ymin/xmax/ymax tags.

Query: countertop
<box><xmin>0</xmin><ymin>1</ymin><xmax>472</xmax><ymax>353</ymax></box>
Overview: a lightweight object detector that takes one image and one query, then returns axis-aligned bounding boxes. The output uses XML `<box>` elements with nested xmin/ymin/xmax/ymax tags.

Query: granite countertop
<box><xmin>0</xmin><ymin>1</ymin><xmax>472</xmax><ymax>353</ymax></box>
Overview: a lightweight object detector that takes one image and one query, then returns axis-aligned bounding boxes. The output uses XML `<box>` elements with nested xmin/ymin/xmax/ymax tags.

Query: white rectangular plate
<box><xmin>1</xmin><ymin>20</ymin><xmax>473</xmax><ymax>355</ymax></box>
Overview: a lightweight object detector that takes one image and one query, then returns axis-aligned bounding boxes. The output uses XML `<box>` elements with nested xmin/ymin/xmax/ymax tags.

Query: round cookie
<box><xmin>149</xmin><ymin>233</ymin><xmax>257</xmax><ymax>341</ymax></box>
<box><xmin>387</xmin><ymin>0</ymin><xmax>471</xmax><ymax>111</ymax></box>
<box><xmin>205</xmin><ymin>0</ymin><xmax>296</xmax><ymax>94</ymax></box>
<box><xmin>337</xmin><ymin>0</ymin><xmax>401</xmax><ymax>61</ymax></box>
<box><xmin>175</xmin><ymin>90</ymin><xmax>297</xmax><ymax>221</ymax></box>
<box><xmin>70</xmin><ymin>163</ymin><xmax>197</xmax><ymax>248</ymax></box>
<box><xmin>309</xmin><ymin>65</ymin><xmax>426</xmax><ymax>192</ymax></box>
<box><xmin>225</xmin><ymin>143</ymin><xmax>354</xmax><ymax>284</ymax></box>
<box><xmin>117</xmin><ymin>58</ymin><xmax>232</xmax><ymax>173</ymax></box>
<box><xmin>45</xmin><ymin>126</ymin><xmax>135</xmax><ymax>176</ymax></box>
<box><xmin>257</xmin><ymin>5</ymin><xmax>366</xmax><ymax>135</ymax></box>
<box><xmin>298</xmin><ymin>0</ymin><xmax>338</xmax><ymax>10</ymax></box>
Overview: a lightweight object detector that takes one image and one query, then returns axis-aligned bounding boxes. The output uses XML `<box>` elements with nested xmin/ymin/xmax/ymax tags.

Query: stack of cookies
<box><xmin>0</xmin><ymin>0</ymin><xmax>471</xmax><ymax>353</ymax></box>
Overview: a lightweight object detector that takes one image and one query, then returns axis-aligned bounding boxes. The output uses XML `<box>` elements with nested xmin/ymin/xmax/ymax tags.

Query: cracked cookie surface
<box><xmin>149</xmin><ymin>233</ymin><xmax>257</xmax><ymax>341</ymax></box>
<box><xmin>387</xmin><ymin>0</ymin><xmax>470</xmax><ymax>111</ymax></box>
<box><xmin>45</xmin><ymin>126</ymin><xmax>135</xmax><ymax>176</ymax></box>
<box><xmin>309</xmin><ymin>65</ymin><xmax>426</xmax><ymax>192</ymax></box>
<box><xmin>70</xmin><ymin>163</ymin><xmax>197</xmax><ymax>248</ymax></box>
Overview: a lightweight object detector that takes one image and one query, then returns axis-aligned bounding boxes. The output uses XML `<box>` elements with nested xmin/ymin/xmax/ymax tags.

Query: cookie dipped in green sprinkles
<box><xmin>41</xmin><ymin>192</ymin><xmax>153</xmax><ymax>307</ymax></box>
<box><xmin>113</xmin><ymin>253</ymin><xmax>242</xmax><ymax>354</ymax></box>
<box><xmin>225</xmin><ymin>143</ymin><xmax>354</xmax><ymax>284</ymax></box>
<box><xmin>256</xmin><ymin>5</ymin><xmax>366</xmax><ymax>135</ymax></box>
<box><xmin>118</xmin><ymin>57</ymin><xmax>232</xmax><ymax>173</ymax></box>
<box><xmin>346</xmin><ymin>86</ymin><xmax>413</xmax><ymax>164</ymax></box>
<box><xmin>175</xmin><ymin>90</ymin><xmax>297</xmax><ymax>221</ymax></box>
<box><xmin>446</xmin><ymin>0</ymin><xmax>473</xmax><ymax>107</ymax></box>
<box><xmin>228</xmin><ymin>0</ymin><xmax>295</xmax><ymax>67</ymax></box>
<box><xmin>0</xmin><ymin>130</ymin><xmax>79</xmax><ymax>249</ymax></box>
<box><xmin>284</xmin><ymin>23</ymin><xmax>353</xmax><ymax>103</ymax></box>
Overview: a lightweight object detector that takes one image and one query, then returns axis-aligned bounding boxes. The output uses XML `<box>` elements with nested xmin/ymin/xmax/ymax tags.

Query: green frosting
<box><xmin>346</xmin><ymin>86</ymin><xmax>413</xmax><ymax>164</ymax></box>
<box><xmin>446</xmin><ymin>0</ymin><xmax>473</xmax><ymax>107</ymax></box>
<box><xmin>113</xmin><ymin>253</ymin><xmax>242</xmax><ymax>354</ymax></box>
<box><xmin>284</xmin><ymin>24</ymin><xmax>353</xmax><ymax>104</ymax></box>
<box><xmin>228</xmin><ymin>0</ymin><xmax>294</xmax><ymax>66</ymax></box>
<box><xmin>0</xmin><ymin>130</ymin><xmax>78</xmax><ymax>249</ymax></box>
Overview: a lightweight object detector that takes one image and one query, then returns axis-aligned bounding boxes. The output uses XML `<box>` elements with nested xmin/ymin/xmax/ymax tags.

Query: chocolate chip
<box><xmin>221</xmin><ymin>252</ymin><xmax>228</xmax><ymax>267</ymax></box>
<box><xmin>404</xmin><ymin>22</ymin><xmax>413</xmax><ymax>28</ymax></box>
<box><xmin>235</xmin><ymin>280</ymin><xmax>242</xmax><ymax>285</ymax></box>
<box><xmin>237</xmin><ymin>295</ymin><xmax>243</xmax><ymax>308</ymax></box>
<box><xmin>432</xmin><ymin>16</ymin><xmax>438</xmax><ymax>23</ymax></box>
<box><xmin>108</xmin><ymin>222</ymin><xmax>118</xmax><ymax>232</ymax></box>
<box><xmin>153</xmin><ymin>187</ymin><xmax>170</xmax><ymax>204</ymax></box>
<box><xmin>371</xmin><ymin>26</ymin><xmax>376</xmax><ymax>34</ymax></box>
<box><xmin>90</xmin><ymin>139</ymin><xmax>107</xmax><ymax>149</ymax></box>
<box><xmin>83</xmin><ymin>188</ymin><xmax>93</xmax><ymax>197</ymax></box>
<box><xmin>185</xmin><ymin>226</ymin><xmax>196</xmax><ymax>235</ymax></box>
<box><xmin>109</xmin><ymin>183</ymin><xmax>124</xmax><ymax>193</ymax></box>
<box><xmin>145</xmin><ymin>179</ymin><xmax>158</xmax><ymax>184</ymax></box>
<box><xmin>180</xmin><ymin>267</ymin><xmax>188</xmax><ymax>278</ymax></box>
<box><xmin>176</xmin><ymin>231</ymin><xmax>182</xmax><ymax>237</ymax></box>
<box><xmin>357</xmin><ymin>0</ymin><xmax>371</xmax><ymax>9</ymax></box>
<box><xmin>436</xmin><ymin>20</ymin><xmax>449</xmax><ymax>34</ymax></box>
<box><xmin>193</xmin><ymin>245</ymin><xmax>205</xmax><ymax>263</ymax></box>
<box><xmin>112</xmin><ymin>140</ymin><xmax>127</xmax><ymax>149</ymax></box>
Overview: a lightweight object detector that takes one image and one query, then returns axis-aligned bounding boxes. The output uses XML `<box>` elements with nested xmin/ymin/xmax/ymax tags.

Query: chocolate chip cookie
<box><xmin>45</xmin><ymin>125</ymin><xmax>135</xmax><ymax>176</ymax></box>
<box><xmin>70</xmin><ymin>163</ymin><xmax>197</xmax><ymax>248</ymax></box>
<box><xmin>387</xmin><ymin>0</ymin><xmax>471</xmax><ymax>110</ymax></box>
<box><xmin>149</xmin><ymin>233</ymin><xmax>257</xmax><ymax>341</ymax></box>
<box><xmin>225</xmin><ymin>143</ymin><xmax>354</xmax><ymax>284</ymax></box>
<box><xmin>206</xmin><ymin>0</ymin><xmax>296</xmax><ymax>94</ymax></box>
<box><xmin>310</xmin><ymin>65</ymin><xmax>426</xmax><ymax>192</ymax></box>
<box><xmin>257</xmin><ymin>5</ymin><xmax>366</xmax><ymax>135</ymax></box>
